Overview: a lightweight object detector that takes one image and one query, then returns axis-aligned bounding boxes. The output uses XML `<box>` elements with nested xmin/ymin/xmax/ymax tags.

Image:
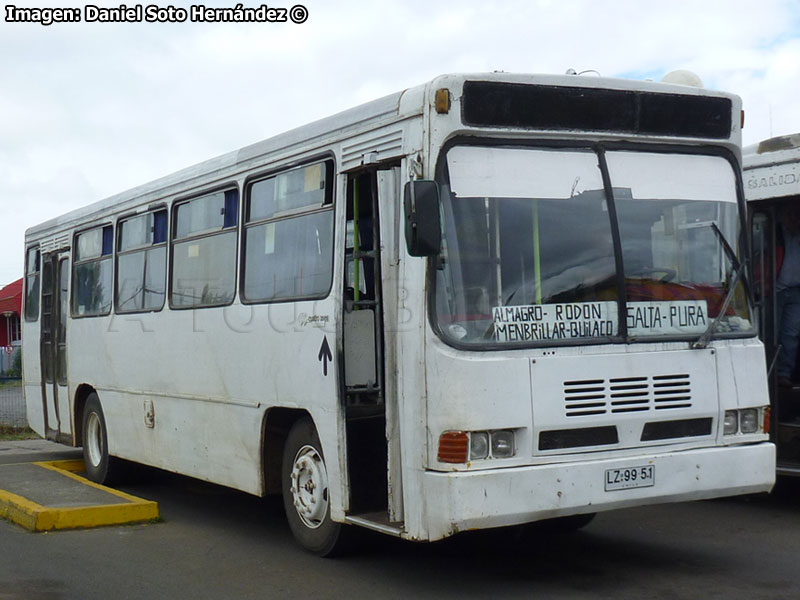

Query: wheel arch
<box><xmin>261</xmin><ymin>407</ymin><xmax>312</xmax><ymax>495</ymax></box>
<box><xmin>73</xmin><ymin>383</ymin><xmax>97</xmax><ymax>447</ymax></box>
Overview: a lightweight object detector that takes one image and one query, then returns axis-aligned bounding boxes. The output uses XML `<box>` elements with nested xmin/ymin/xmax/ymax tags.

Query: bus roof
<box><xmin>743</xmin><ymin>133</ymin><xmax>800</xmax><ymax>201</ymax></box>
<box><xmin>26</xmin><ymin>72</ymin><xmax>741</xmax><ymax>241</ymax></box>
<box><xmin>743</xmin><ymin>133</ymin><xmax>800</xmax><ymax>167</ymax></box>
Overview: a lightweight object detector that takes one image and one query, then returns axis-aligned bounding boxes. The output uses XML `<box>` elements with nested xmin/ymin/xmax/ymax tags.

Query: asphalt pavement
<box><xmin>2</xmin><ymin>439</ymin><xmax>800</xmax><ymax>600</ymax></box>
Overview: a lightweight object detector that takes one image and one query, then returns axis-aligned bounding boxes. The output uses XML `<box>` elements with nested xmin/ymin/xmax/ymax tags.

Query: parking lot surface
<box><xmin>2</xmin><ymin>440</ymin><xmax>800</xmax><ymax>599</ymax></box>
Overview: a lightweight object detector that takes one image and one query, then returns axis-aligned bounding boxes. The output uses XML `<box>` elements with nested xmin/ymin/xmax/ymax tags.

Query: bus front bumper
<box><xmin>421</xmin><ymin>442</ymin><xmax>775</xmax><ymax>540</ymax></box>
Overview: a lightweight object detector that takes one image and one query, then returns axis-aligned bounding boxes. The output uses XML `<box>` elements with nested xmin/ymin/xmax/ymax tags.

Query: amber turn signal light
<box><xmin>438</xmin><ymin>431</ymin><xmax>468</xmax><ymax>463</ymax></box>
<box><xmin>435</xmin><ymin>88</ymin><xmax>451</xmax><ymax>114</ymax></box>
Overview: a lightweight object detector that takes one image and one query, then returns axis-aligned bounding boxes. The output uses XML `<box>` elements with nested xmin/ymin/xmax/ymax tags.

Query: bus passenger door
<box><xmin>752</xmin><ymin>204</ymin><xmax>800</xmax><ymax>468</ymax></box>
<box><xmin>40</xmin><ymin>253</ymin><xmax>70</xmax><ymax>443</ymax></box>
<box><xmin>342</xmin><ymin>167</ymin><xmax>396</xmax><ymax>526</ymax></box>
<box><xmin>752</xmin><ymin>209</ymin><xmax>777</xmax><ymax>372</ymax></box>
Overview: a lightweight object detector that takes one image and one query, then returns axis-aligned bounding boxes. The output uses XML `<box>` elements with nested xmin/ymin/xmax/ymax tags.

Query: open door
<box><xmin>752</xmin><ymin>204</ymin><xmax>800</xmax><ymax>473</ymax></box>
<box><xmin>40</xmin><ymin>252</ymin><xmax>70</xmax><ymax>443</ymax></box>
<box><xmin>341</xmin><ymin>166</ymin><xmax>403</xmax><ymax>531</ymax></box>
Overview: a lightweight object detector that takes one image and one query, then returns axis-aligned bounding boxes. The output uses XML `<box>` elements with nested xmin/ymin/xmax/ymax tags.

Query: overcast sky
<box><xmin>2</xmin><ymin>0</ymin><xmax>799</xmax><ymax>285</ymax></box>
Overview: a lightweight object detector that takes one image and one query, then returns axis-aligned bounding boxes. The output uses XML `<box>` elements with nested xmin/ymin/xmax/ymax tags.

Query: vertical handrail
<box><xmin>353</xmin><ymin>177</ymin><xmax>361</xmax><ymax>305</ymax></box>
<box><xmin>370</xmin><ymin>174</ymin><xmax>385</xmax><ymax>399</ymax></box>
<box><xmin>533</xmin><ymin>200</ymin><xmax>542</xmax><ymax>305</ymax></box>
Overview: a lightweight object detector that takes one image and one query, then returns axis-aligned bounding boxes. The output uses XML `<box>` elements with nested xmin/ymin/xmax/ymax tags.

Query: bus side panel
<box><xmin>99</xmin><ymin>388</ymin><xmax>265</xmax><ymax>490</ymax></box>
<box><xmin>22</xmin><ymin>316</ymin><xmax>44</xmax><ymax>437</ymax></box>
<box><xmin>66</xmin><ymin>298</ymin><xmax>340</xmax><ymax>497</ymax></box>
<box><xmin>393</xmin><ymin>234</ymin><xmax>431</xmax><ymax>540</ymax></box>
<box><xmin>714</xmin><ymin>339</ymin><xmax>769</xmax><ymax>414</ymax></box>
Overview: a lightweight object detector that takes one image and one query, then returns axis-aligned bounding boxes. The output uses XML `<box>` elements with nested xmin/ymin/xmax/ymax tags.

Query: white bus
<box><xmin>745</xmin><ymin>133</ymin><xmax>800</xmax><ymax>475</ymax></box>
<box><xmin>23</xmin><ymin>72</ymin><xmax>775</xmax><ymax>555</ymax></box>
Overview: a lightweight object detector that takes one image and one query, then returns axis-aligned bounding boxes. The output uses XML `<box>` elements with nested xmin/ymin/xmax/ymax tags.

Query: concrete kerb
<box><xmin>0</xmin><ymin>459</ymin><xmax>159</xmax><ymax>532</ymax></box>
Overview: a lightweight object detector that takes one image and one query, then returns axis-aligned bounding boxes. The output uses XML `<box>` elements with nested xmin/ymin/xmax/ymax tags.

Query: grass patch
<box><xmin>0</xmin><ymin>425</ymin><xmax>38</xmax><ymax>441</ymax></box>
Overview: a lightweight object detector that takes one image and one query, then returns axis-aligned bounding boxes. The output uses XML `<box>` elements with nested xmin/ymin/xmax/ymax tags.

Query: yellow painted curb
<box><xmin>0</xmin><ymin>460</ymin><xmax>159</xmax><ymax>532</ymax></box>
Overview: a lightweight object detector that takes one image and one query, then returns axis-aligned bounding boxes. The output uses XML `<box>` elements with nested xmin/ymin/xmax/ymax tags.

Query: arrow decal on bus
<box><xmin>318</xmin><ymin>335</ymin><xmax>332</xmax><ymax>376</ymax></box>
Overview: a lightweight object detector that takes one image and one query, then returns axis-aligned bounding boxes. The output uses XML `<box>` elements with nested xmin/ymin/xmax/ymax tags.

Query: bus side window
<box><xmin>72</xmin><ymin>225</ymin><xmax>113</xmax><ymax>317</ymax></box>
<box><xmin>117</xmin><ymin>209</ymin><xmax>168</xmax><ymax>313</ymax></box>
<box><xmin>171</xmin><ymin>189</ymin><xmax>238</xmax><ymax>308</ymax></box>
<box><xmin>25</xmin><ymin>246</ymin><xmax>41</xmax><ymax>321</ymax></box>
<box><xmin>242</xmin><ymin>160</ymin><xmax>334</xmax><ymax>303</ymax></box>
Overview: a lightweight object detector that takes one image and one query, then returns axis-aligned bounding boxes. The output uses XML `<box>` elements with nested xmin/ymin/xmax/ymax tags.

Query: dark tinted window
<box><xmin>462</xmin><ymin>81</ymin><xmax>732</xmax><ymax>139</ymax></box>
<box><xmin>25</xmin><ymin>246</ymin><xmax>40</xmax><ymax>321</ymax></box>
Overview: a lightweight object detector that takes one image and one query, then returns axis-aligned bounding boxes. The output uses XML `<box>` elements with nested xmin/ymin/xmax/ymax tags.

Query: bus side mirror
<box><xmin>404</xmin><ymin>180</ymin><xmax>441</xmax><ymax>257</ymax></box>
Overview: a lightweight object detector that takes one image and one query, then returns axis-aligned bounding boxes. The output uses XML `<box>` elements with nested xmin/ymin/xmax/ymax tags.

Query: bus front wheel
<box><xmin>281</xmin><ymin>417</ymin><xmax>348</xmax><ymax>556</ymax></box>
<box><xmin>82</xmin><ymin>393</ymin><xmax>119</xmax><ymax>486</ymax></box>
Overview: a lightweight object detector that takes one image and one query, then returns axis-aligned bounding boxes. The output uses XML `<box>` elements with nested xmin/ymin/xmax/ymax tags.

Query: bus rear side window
<box><xmin>73</xmin><ymin>225</ymin><xmax>113</xmax><ymax>317</ymax></box>
<box><xmin>171</xmin><ymin>189</ymin><xmax>238</xmax><ymax>308</ymax></box>
<box><xmin>117</xmin><ymin>210</ymin><xmax>167</xmax><ymax>313</ymax></box>
<box><xmin>25</xmin><ymin>246</ymin><xmax>41</xmax><ymax>321</ymax></box>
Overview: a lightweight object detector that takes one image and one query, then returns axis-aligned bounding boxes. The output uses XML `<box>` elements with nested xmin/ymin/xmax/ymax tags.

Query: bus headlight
<box><xmin>723</xmin><ymin>408</ymin><xmax>767</xmax><ymax>435</ymax></box>
<box><xmin>740</xmin><ymin>409</ymin><xmax>759</xmax><ymax>434</ymax></box>
<box><xmin>439</xmin><ymin>429</ymin><xmax>517</xmax><ymax>464</ymax></box>
<box><xmin>724</xmin><ymin>411</ymin><xmax>738</xmax><ymax>435</ymax></box>
<box><xmin>470</xmin><ymin>432</ymin><xmax>490</xmax><ymax>460</ymax></box>
<box><xmin>491</xmin><ymin>430</ymin><xmax>515</xmax><ymax>458</ymax></box>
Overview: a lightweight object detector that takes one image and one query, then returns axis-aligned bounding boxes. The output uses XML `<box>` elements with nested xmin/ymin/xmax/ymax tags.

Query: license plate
<box><xmin>604</xmin><ymin>465</ymin><xmax>655</xmax><ymax>491</ymax></box>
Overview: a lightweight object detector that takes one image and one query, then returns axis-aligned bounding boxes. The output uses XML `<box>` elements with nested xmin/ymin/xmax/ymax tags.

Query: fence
<box><xmin>0</xmin><ymin>376</ymin><xmax>26</xmax><ymax>428</ymax></box>
<box><xmin>0</xmin><ymin>343</ymin><xmax>21</xmax><ymax>376</ymax></box>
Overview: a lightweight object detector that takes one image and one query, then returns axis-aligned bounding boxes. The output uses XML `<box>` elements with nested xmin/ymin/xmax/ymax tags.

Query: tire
<box><xmin>282</xmin><ymin>417</ymin><xmax>348</xmax><ymax>556</ymax></box>
<box><xmin>82</xmin><ymin>393</ymin><xmax>119</xmax><ymax>486</ymax></box>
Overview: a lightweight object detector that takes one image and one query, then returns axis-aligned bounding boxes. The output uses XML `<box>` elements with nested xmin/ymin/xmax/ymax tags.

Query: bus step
<box><xmin>776</xmin><ymin>461</ymin><xmax>800</xmax><ymax>477</ymax></box>
<box><xmin>346</xmin><ymin>384</ymin><xmax>382</xmax><ymax>394</ymax></box>
<box><xmin>345</xmin><ymin>512</ymin><xmax>403</xmax><ymax>537</ymax></box>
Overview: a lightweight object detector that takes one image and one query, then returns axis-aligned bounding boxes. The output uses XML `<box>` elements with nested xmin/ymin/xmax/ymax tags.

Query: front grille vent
<box><xmin>539</xmin><ymin>426</ymin><xmax>619</xmax><ymax>451</ymax></box>
<box><xmin>564</xmin><ymin>374</ymin><xmax>692</xmax><ymax>417</ymax></box>
<box><xmin>641</xmin><ymin>418</ymin><xmax>713</xmax><ymax>442</ymax></box>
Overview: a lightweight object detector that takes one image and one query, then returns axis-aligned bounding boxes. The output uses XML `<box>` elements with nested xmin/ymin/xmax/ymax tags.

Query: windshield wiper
<box><xmin>692</xmin><ymin>262</ymin><xmax>745</xmax><ymax>350</ymax></box>
<box><xmin>692</xmin><ymin>222</ymin><xmax>748</xmax><ymax>350</ymax></box>
<box><xmin>710</xmin><ymin>221</ymin><xmax>741</xmax><ymax>272</ymax></box>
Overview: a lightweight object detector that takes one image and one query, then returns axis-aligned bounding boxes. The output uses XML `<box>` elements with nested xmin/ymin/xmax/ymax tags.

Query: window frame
<box><xmin>428</xmin><ymin>137</ymin><xmax>752</xmax><ymax>351</ymax></box>
<box><xmin>239</xmin><ymin>156</ymin><xmax>336</xmax><ymax>306</ymax></box>
<box><xmin>24</xmin><ymin>245</ymin><xmax>41</xmax><ymax>322</ymax></box>
<box><xmin>114</xmin><ymin>205</ymin><xmax>169</xmax><ymax>315</ymax></box>
<box><xmin>71</xmin><ymin>223</ymin><xmax>114</xmax><ymax>319</ymax></box>
<box><xmin>168</xmin><ymin>184</ymin><xmax>240</xmax><ymax>310</ymax></box>
<box><xmin>56</xmin><ymin>256</ymin><xmax>69</xmax><ymax>385</ymax></box>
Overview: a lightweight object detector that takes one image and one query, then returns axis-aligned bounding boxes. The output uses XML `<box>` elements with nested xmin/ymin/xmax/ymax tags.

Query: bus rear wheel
<box><xmin>82</xmin><ymin>393</ymin><xmax>119</xmax><ymax>486</ymax></box>
<box><xmin>281</xmin><ymin>417</ymin><xmax>348</xmax><ymax>556</ymax></box>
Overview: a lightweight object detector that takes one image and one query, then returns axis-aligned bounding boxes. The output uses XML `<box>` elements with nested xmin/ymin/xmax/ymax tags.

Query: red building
<box><xmin>0</xmin><ymin>278</ymin><xmax>22</xmax><ymax>347</ymax></box>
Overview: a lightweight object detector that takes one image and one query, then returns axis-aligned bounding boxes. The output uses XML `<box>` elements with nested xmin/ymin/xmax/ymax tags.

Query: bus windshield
<box><xmin>434</xmin><ymin>145</ymin><xmax>752</xmax><ymax>346</ymax></box>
